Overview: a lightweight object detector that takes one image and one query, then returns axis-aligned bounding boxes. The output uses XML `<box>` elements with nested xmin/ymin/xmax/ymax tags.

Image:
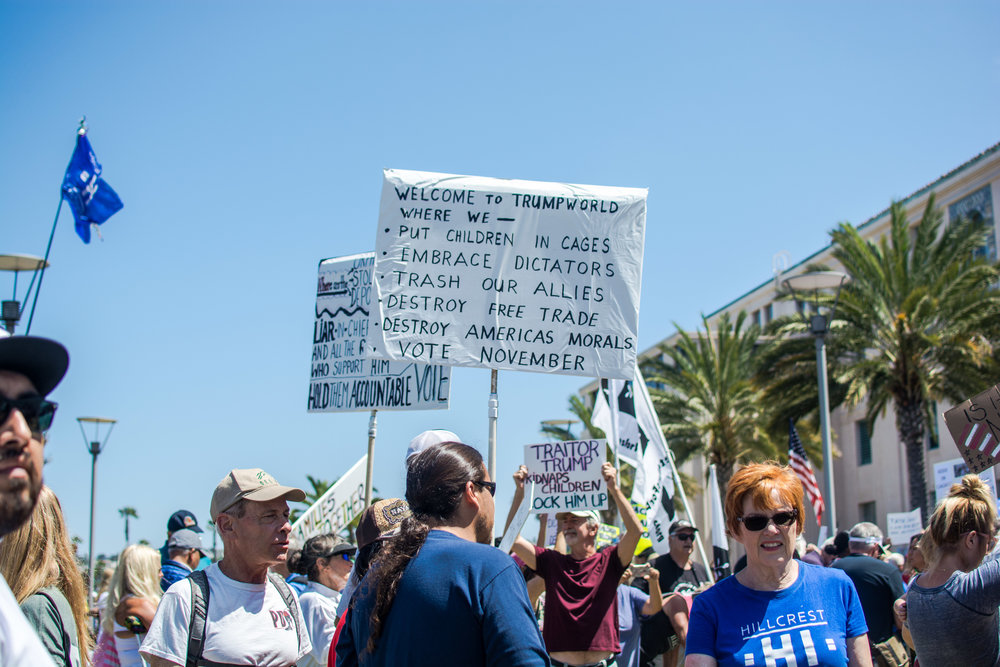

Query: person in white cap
<box><xmin>511</xmin><ymin>462</ymin><xmax>643</xmax><ymax>667</ymax></box>
<box><xmin>0</xmin><ymin>331</ymin><xmax>69</xmax><ymax>666</ymax></box>
<box><xmin>141</xmin><ymin>468</ymin><xmax>311</xmax><ymax>667</ymax></box>
<box><xmin>405</xmin><ymin>429</ymin><xmax>460</xmax><ymax>461</ymax></box>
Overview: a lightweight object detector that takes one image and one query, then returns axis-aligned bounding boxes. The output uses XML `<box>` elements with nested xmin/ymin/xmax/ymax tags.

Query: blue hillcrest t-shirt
<box><xmin>686</xmin><ymin>562</ymin><xmax>867</xmax><ymax>667</ymax></box>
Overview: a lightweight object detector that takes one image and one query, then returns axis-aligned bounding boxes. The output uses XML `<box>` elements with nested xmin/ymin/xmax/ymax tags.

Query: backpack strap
<box><xmin>268</xmin><ymin>572</ymin><xmax>302</xmax><ymax>657</ymax></box>
<box><xmin>34</xmin><ymin>589</ymin><xmax>75</xmax><ymax>667</ymax></box>
<box><xmin>186</xmin><ymin>570</ymin><xmax>211</xmax><ymax>667</ymax></box>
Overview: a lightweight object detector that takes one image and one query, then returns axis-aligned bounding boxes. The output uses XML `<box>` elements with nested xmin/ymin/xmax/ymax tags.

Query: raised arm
<box><xmin>604</xmin><ymin>462</ymin><xmax>642</xmax><ymax>567</ymax></box>
<box><xmin>640</xmin><ymin>567</ymin><xmax>663</xmax><ymax>615</ymax></box>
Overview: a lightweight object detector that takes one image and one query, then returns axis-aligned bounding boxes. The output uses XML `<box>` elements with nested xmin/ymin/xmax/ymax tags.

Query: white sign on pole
<box><xmin>933</xmin><ymin>457</ymin><xmax>999</xmax><ymax>506</ymax></box>
<box><xmin>886</xmin><ymin>508</ymin><xmax>923</xmax><ymax>549</ymax></box>
<box><xmin>523</xmin><ymin>439</ymin><xmax>608</xmax><ymax>513</ymax></box>
<box><xmin>307</xmin><ymin>253</ymin><xmax>450</xmax><ymax>412</ymax></box>
<box><xmin>498</xmin><ymin>482</ymin><xmax>535</xmax><ymax>555</ymax></box>
<box><xmin>290</xmin><ymin>455</ymin><xmax>368</xmax><ymax>545</ymax></box>
<box><xmin>368</xmin><ymin>169</ymin><xmax>648</xmax><ymax>380</ymax></box>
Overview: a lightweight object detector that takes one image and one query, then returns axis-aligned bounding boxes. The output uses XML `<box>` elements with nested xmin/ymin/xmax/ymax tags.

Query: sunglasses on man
<box><xmin>472</xmin><ymin>480</ymin><xmax>496</xmax><ymax>497</ymax></box>
<box><xmin>0</xmin><ymin>396</ymin><xmax>57</xmax><ymax>437</ymax></box>
<box><xmin>672</xmin><ymin>532</ymin><xmax>696</xmax><ymax>542</ymax></box>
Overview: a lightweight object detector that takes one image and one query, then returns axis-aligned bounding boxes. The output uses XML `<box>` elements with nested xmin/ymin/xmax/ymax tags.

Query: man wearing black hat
<box><xmin>652</xmin><ymin>520</ymin><xmax>709</xmax><ymax>594</ymax></box>
<box><xmin>0</xmin><ymin>331</ymin><xmax>69</xmax><ymax>665</ymax></box>
<box><xmin>641</xmin><ymin>520</ymin><xmax>709</xmax><ymax>666</ymax></box>
<box><xmin>159</xmin><ymin>509</ymin><xmax>212</xmax><ymax>572</ymax></box>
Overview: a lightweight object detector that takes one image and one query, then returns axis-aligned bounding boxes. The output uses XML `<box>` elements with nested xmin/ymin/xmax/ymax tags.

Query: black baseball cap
<box><xmin>167</xmin><ymin>510</ymin><xmax>204</xmax><ymax>533</ymax></box>
<box><xmin>669</xmin><ymin>519</ymin><xmax>699</xmax><ymax>535</ymax></box>
<box><xmin>0</xmin><ymin>332</ymin><xmax>69</xmax><ymax>396</ymax></box>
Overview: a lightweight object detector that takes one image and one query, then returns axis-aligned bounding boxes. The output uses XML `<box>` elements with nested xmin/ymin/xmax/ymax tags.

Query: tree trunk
<box><xmin>895</xmin><ymin>397</ymin><xmax>929</xmax><ymax>523</ymax></box>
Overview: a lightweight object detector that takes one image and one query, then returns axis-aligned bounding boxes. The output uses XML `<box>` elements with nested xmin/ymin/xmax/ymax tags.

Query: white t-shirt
<box><xmin>297</xmin><ymin>581</ymin><xmax>341</xmax><ymax>667</ymax></box>
<box><xmin>0</xmin><ymin>574</ymin><xmax>56</xmax><ymax>666</ymax></box>
<box><xmin>140</xmin><ymin>563</ymin><xmax>311</xmax><ymax>666</ymax></box>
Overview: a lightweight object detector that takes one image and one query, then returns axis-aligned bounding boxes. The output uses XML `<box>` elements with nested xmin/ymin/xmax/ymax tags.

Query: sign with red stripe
<box><xmin>945</xmin><ymin>383</ymin><xmax>1000</xmax><ymax>474</ymax></box>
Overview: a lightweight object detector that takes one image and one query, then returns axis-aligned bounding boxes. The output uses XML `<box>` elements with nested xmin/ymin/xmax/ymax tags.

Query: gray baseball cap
<box><xmin>167</xmin><ymin>528</ymin><xmax>209</xmax><ymax>557</ymax></box>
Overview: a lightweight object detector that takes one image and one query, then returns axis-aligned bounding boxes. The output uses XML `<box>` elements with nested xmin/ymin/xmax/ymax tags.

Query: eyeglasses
<box><xmin>737</xmin><ymin>511</ymin><xmax>798</xmax><ymax>532</ymax></box>
<box><xmin>472</xmin><ymin>480</ymin><xmax>497</xmax><ymax>497</ymax></box>
<box><xmin>672</xmin><ymin>533</ymin><xmax>696</xmax><ymax>542</ymax></box>
<box><xmin>1</xmin><ymin>396</ymin><xmax>57</xmax><ymax>437</ymax></box>
<box><xmin>340</xmin><ymin>553</ymin><xmax>354</xmax><ymax>563</ymax></box>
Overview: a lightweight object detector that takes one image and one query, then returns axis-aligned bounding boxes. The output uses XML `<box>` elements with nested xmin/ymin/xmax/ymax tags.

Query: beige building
<box><xmin>582</xmin><ymin>141</ymin><xmax>999</xmax><ymax>559</ymax></box>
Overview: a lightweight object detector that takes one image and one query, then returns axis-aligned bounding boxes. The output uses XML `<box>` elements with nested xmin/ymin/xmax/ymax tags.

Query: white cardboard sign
<box><xmin>523</xmin><ymin>439</ymin><xmax>608</xmax><ymax>513</ymax></box>
<box><xmin>498</xmin><ymin>482</ymin><xmax>535</xmax><ymax>555</ymax></box>
<box><xmin>368</xmin><ymin>169</ymin><xmax>647</xmax><ymax>380</ymax></box>
<box><xmin>290</xmin><ymin>455</ymin><xmax>368</xmax><ymax>545</ymax></box>
<box><xmin>886</xmin><ymin>508</ymin><xmax>923</xmax><ymax>549</ymax></box>
<box><xmin>933</xmin><ymin>457</ymin><xmax>999</xmax><ymax>505</ymax></box>
<box><xmin>308</xmin><ymin>253</ymin><xmax>450</xmax><ymax>412</ymax></box>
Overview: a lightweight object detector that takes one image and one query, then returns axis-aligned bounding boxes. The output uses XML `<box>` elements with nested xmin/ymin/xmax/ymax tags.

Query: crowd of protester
<box><xmin>4</xmin><ymin>331</ymin><xmax>999</xmax><ymax>667</ymax></box>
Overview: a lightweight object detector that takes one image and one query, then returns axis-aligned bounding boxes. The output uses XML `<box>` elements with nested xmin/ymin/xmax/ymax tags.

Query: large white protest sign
<box><xmin>886</xmin><ymin>508</ymin><xmax>923</xmax><ymax>549</ymax></box>
<box><xmin>291</xmin><ymin>455</ymin><xmax>367</xmax><ymax>545</ymax></box>
<box><xmin>368</xmin><ymin>170</ymin><xmax>647</xmax><ymax>380</ymax></box>
<box><xmin>933</xmin><ymin>457</ymin><xmax>999</xmax><ymax>505</ymax></box>
<box><xmin>524</xmin><ymin>439</ymin><xmax>608</xmax><ymax>513</ymax></box>
<box><xmin>307</xmin><ymin>253</ymin><xmax>450</xmax><ymax>412</ymax></box>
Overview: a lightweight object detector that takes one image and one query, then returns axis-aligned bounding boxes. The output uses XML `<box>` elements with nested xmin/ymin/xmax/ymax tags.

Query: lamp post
<box><xmin>0</xmin><ymin>254</ymin><xmax>48</xmax><ymax>333</ymax></box>
<box><xmin>782</xmin><ymin>270</ymin><xmax>847</xmax><ymax>535</ymax></box>
<box><xmin>77</xmin><ymin>416</ymin><xmax>117</xmax><ymax>607</ymax></box>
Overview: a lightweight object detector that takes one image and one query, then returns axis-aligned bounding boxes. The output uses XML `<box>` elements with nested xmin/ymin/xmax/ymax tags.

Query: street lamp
<box><xmin>782</xmin><ymin>270</ymin><xmax>847</xmax><ymax>535</ymax></box>
<box><xmin>0</xmin><ymin>254</ymin><xmax>48</xmax><ymax>333</ymax></box>
<box><xmin>77</xmin><ymin>416</ymin><xmax>117</xmax><ymax>607</ymax></box>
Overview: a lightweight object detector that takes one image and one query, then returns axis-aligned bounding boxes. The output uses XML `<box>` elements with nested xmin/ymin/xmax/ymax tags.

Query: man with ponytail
<box><xmin>336</xmin><ymin>440</ymin><xmax>549</xmax><ymax>667</ymax></box>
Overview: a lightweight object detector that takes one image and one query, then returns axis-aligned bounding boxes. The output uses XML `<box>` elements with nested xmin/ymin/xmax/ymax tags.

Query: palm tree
<box><xmin>819</xmin><ymin>195</ymin><xmax>1000</xmax><ymax>520</ymax></box>
<box><xmin>540</xmin><ymin>395</ymin><xmax>605</xmax><ymax>441</ymax></box>
<box><xmin>644</xmin><ymin>311</ymin><xmax>780</xmax><ymax>495</ymax></box>
<box><xmin>118</xmin><ymin>506</ymin><xmax>138</xmax><ymax>544</ymax></box>
<box><xmin>290</xmin><ymin>476</ymin><xmax>333</xmax><ymax>523</ymax></box>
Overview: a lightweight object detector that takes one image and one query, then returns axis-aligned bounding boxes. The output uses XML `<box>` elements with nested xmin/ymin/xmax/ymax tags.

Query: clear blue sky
<box><xmin>2</xmin><ymin>2</ymin><xmax>998</xmax><ymax>558</ymax></box>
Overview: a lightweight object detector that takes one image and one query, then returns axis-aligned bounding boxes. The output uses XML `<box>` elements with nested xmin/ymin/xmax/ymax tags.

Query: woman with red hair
<box><xmin>685</xmin><ymin>463</ymin><xmax>871</xmax><ymax>667</ymax></box>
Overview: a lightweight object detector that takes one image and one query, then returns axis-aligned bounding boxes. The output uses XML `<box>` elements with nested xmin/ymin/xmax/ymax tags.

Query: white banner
<box><xmin>368</xmin><ymin>169</ymin><xmax>647</xmax><ymax>380</ymax></box>
<box><xmin>498</xmin><ymin>482</ymin><xmax>535</xmax><ymax>555</ymax></box>
<box><xmin>524</xmin><ymin>439</ymin><xmax>609</xmax><ymax>513</ymax></box>
<box><xmin>886</xmin><ymin>508</ymin><xmax>923</xmax><ymax>549</ymax></box>
<box><xmin>290</xmin><ymin>455</ymin><xmax>368</xmax><ymax>545</ymax></box>
<box><xmin>308</xmin><ymin>253</ymin><xmax>450</xmax><ymax>412</ymax></box>
<box><xmin>590</xmin><ymin>368</ymin><xmax>676</xmax><ymax>551</ymax></box>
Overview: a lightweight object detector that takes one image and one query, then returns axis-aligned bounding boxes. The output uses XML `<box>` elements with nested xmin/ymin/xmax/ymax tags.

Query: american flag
<box><xmin>788</xmin><ymin>419</ymin><xmax>824</xmax><ymax>524</ymax></box>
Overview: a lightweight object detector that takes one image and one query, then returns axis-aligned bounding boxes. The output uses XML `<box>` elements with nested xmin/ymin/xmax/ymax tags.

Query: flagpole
<box><xmin>667</xmin><ymin>447</ymin><xmax>715</xmax><ymax>583</ymax></box>
<box><xmin>26</xmin><ymin>119</ymin><xmax>88</xmax><ymax>335</ymax></box>
<box><xmin>606</xmin><ymin>380</ymin><xmax>621</xmax><ymax>470</ymax></box>
<box><xmin>364</xmin><ymin>409</ymin><xmax>377</xmax><ymax>507</ymax></box>
<box><xmin>488</xmin><ymin>369</ymin><xmax>498</xmax><ymax>481</ymax></box>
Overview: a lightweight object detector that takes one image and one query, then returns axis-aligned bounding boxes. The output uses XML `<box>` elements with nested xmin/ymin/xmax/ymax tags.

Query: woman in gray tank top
<box><xmin>906</xmin><ymin>475</ymin><xmax>1000</xmax><ymax>666</ymax></box>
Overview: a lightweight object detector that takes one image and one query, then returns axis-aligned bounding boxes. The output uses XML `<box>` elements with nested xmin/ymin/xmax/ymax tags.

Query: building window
<box><xmin>857</xmin><ymin>420</ymin><xmax>872</xmax><ymax>466</ymax></box>
<box><xmin>764</xmin><ymin>303</ymin><xmax>774</xmax><ymax>325</ymax></box>
<box><xmin>752</xmin><ymin>309</ymin><xmax>762</xmax><ymax>328</ymax></box>
<box><xmin>859</xmin><ymin>501</ymin><xmax>877</xmax><ymax>525</ymax></box>
<box><xmin>948</xmin><ymin>184</ymin><xmax>995</xmax><ymax>261</ymax></box>
<box><xmin>927</xmin><ymin>401</ymin><xmax>940</xmax><ymax>450</ymax></box>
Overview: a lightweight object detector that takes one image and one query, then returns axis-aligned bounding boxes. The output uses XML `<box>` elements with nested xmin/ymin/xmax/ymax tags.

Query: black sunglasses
<box><xmin>1</xmin><ymin>396</ymin><xmax>57</xmax><ymax>436</ymax></box>
<box><xmin>472</xmin><ymin>480</ymin><xmax>497</xmax><ymax>497</ymax></box>
<box><xmin>738</xmin><ymin>511</ymin><xmax>798</xmax><ymax>532</ymax></box>
<box><xmin>672</xmin><ymin>533</ymin><xmax>696</xmax><ymax>542</ymax></box>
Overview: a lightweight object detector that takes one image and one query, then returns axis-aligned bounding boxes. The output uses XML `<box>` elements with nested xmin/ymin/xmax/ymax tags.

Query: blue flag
<box><xmin>61</xmin><ymin>132</ymin><xmax>123</xmax><ymax>243</ymax></box>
